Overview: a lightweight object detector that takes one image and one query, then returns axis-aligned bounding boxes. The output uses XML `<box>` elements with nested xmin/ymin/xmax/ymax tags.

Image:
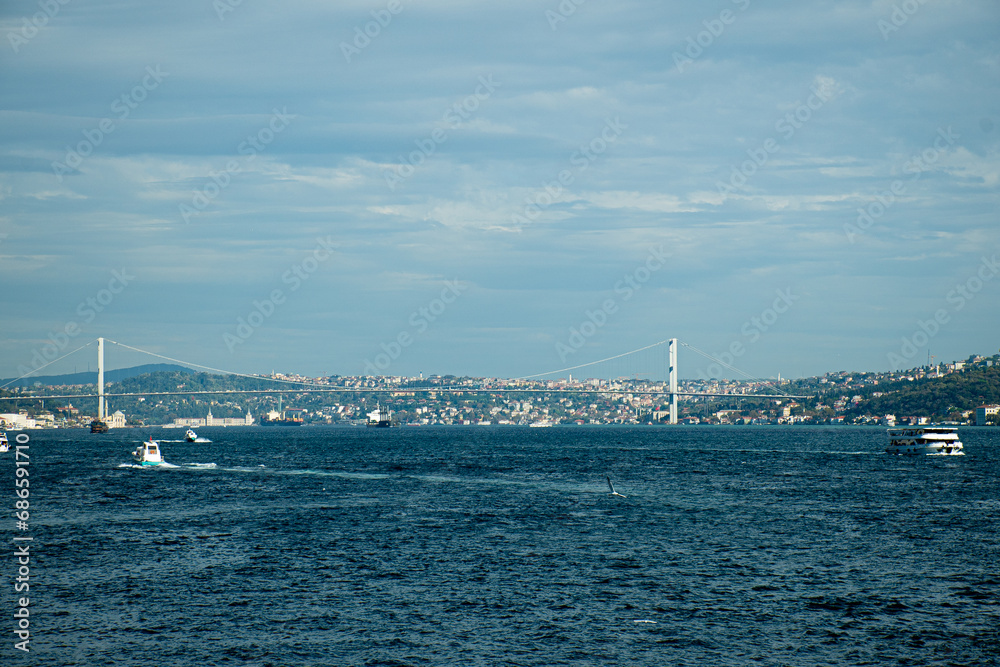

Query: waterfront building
<box><xmin>976</xmin><ymin>404</ymin><xmax>999</xmax><ymax>426</ymax></box>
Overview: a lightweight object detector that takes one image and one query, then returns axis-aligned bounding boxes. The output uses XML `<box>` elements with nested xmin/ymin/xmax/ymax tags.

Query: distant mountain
<box><xmin>1</xmin><ymin>364</ymin><xmax>194</xmax><ymax>389</ymax></box>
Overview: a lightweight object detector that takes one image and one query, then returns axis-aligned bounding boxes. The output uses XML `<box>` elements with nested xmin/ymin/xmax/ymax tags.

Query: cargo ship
<box><xmin>366</xmin><ymin>402</ymin><xmax>393</xmax><ymax>428</ymax></box>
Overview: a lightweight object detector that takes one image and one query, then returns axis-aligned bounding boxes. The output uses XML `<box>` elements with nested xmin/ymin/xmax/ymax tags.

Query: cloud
<box><xmin>1</xmin><ymin>0</ymin><xmax>998</xmax><ymax>378</ymax></box>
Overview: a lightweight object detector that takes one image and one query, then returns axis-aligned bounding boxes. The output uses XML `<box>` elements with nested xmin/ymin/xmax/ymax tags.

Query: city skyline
<box><xmin>2</xmin><ymin>1</ymin><xmax>998</xmax><ymax>381</ymax></box>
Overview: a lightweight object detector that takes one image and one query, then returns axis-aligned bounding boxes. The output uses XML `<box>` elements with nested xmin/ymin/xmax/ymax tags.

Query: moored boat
<box><xmin>886</xmin><ymin>427</ymin><xmax>964</xmax><ymax>456</ymax></box>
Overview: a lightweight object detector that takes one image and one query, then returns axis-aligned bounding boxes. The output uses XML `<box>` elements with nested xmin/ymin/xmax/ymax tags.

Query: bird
<box><xmin>606</xmin><ymin>476</ymin><xmax>627</xmax><ymax>498</ymax></box>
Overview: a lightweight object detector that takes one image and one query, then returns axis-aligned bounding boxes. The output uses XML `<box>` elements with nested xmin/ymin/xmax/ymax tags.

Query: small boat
<box><xmin>132</xmin><ymin>437</ymin><xmax>164</xmax><ymax>466</ymax></box>
<box><xmin>366</xmin><ymin>402</ymin><xmax>393</xmax><ymax>428</ymax></box>
<box><xmin>184</xmin><ymin>429</ymin><xmax>211</xmax><ymax>443</ymax></box>
<box><xmin>0</xmin><ymin>432</ymin><xmax>8</xmax><ymax>453</ymax></box>
<box><xmin>886</xmin><ymin>427</ymin><xmax>964</xmax><ymax>456</ymax></box>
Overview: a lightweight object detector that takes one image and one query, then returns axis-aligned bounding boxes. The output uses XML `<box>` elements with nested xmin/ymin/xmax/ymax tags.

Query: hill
<box><xmin>840</xmin><ymin>366</ymin><xmax>1000</xmax><ymax>421</ymax></box>
<box><xmin>1</xmin><ymin>364</ymin><xmax>193</xmax><ymax>389</ymax></box>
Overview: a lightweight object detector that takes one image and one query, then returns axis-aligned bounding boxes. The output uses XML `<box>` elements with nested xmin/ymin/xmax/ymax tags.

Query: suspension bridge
<box><xmin>0</xmin><ymin>337</ymin><xmax>810</xmax><ymax>425</ymax></box>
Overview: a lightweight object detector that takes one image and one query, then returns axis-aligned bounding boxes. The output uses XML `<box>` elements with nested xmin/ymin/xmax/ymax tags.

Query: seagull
<box><xmin>606</xmin><ymin>476</ymin><xmax>627</xmax><ymax>498</ymax></box>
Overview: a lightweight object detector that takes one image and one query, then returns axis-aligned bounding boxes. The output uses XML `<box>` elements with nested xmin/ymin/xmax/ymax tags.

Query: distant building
<box><xmin>0</xmin><ymin>413</ymin><xmax>36</xmax><ymax>429</ymax></box>
<box><xmin>106</xmin><ymin>410</ymin><xmax>127</xmax><ymax>429</ymax></box>
<box><xmin>976</xmin><ymin>404</ymin><xmax>1000</xmax><ymax>426</ymax></box>
<box><xmin>171</xmin><ymin>409</ymin><xmax>254</xmax><ymax>428</ymax></box>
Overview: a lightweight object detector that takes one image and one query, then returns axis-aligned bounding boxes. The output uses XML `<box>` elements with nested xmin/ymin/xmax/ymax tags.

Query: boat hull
<box><xmin>885</xmin><ymin>445</ymin><xmax>964</xmax><ymax>455</ymax></box>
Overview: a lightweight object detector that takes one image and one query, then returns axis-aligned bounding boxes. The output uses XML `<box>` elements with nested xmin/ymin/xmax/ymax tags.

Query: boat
<box><xmin>366</xmin><ymin>402</ymin><xmax>393</xmax><ymax>428</ymax></box>
<box><xmin>132</xmin><ymin>437</ymin><xmax>164</xmax><ymax>466</ymax></box>
<box><xmin>90</xmin><ymin>420</ymin><xmax>109</xmax><ymax>434</ymax></box>
<box><xmin>529</xmin><ymin>419</ymin><xmax>554</xmax><ymax>427</ymax></box>
<box><xmin>0</xmin><ymin>432</ymin><xmax>8</xmax><ymax>453</ymax></box>
<box><xmin>184</xmin><ymin>429</ymin><xmax>212</xmax><ymax>443</ymax></box>
<box><xmin>886</xmin><ymin>427</ymin><xmax>964</xmax><ymax>456</ymax></box>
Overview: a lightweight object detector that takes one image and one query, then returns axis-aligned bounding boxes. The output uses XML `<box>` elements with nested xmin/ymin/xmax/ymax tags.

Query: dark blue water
<box><xmin>8</xmin><ymin>426</ymin><xmax>1000</xmax><ymax>665</ymax></box>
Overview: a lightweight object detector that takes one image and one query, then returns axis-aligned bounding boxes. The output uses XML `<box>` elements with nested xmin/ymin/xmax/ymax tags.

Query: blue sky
<box><xmin>1</xmin><ymin>0</ymin><xmax>998</xmax><ymax>381</ymax></box>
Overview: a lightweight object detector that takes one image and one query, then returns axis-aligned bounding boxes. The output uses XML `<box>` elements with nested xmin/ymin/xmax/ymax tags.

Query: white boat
<box><xmin>530</xmin><ymin>419</ymin><xmax>554</xmax><ymax>427</ymax></box>
<box><xmin>132</xmin><ymin>438</ymin><xmax>164</xmax><ymax>465</ymax></box>
<box><xmin>0</xmin><ymin>432</ymin><xmax>8</xmax><ymax>453</ymax></box>
<box><xmin>185</xmin><ymin>429</ymin><xmax>213</xmax><ymax>443</ymax></box>
<box><xmin>366</xmin><ymin>402</ymin><xmax>392</xmax><ymax>428</ymax></box>
<box><xmin>886</xmin><ymin>427</ymin><xmax>964</xmax><ymax>456</ymax></box>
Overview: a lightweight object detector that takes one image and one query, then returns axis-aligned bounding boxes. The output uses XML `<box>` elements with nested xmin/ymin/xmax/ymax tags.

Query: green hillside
<box><xmin>841</xmin><ymin>366</ymin><xmax>1000</xmax><ymax>421</ymax></box>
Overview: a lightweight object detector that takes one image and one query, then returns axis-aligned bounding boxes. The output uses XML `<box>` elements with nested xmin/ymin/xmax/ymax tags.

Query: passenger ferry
<box><xmin>132</xmin><ymin>438</ymin><xmax>164</xmax><ymax>465</ymax></box>
<box><xmin>886</xmin><ymin>427</ymin><xmax>964</xmax><ymax>456</ymax></box>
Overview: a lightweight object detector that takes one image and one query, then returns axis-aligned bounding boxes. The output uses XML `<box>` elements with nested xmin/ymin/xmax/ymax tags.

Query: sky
<box><xmin>1</xmin><ymin>0</ymin><xmax>998</xmax><ymax>382</ymax></box>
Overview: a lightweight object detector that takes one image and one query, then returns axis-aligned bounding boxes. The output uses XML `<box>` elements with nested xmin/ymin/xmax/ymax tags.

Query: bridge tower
<box><xmin>668</xmin><ymin>338</ymin><xmax>677</xmax><ymax>425</ymax></box>
<box><xmin>97</xmin><ymin>337</ymin><xmax>105</xmax><ymax>421</ymax></box>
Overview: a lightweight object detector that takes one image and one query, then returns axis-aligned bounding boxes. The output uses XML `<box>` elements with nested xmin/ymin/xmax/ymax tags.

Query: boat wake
<box><xmin>155</xmin><ymin>438</ymin><xmax>211</xmax><ymax>443</ymax></box>
<box><xmin>118</xmin><ymin>461</ymin><xmax>212</xmax><ymax>470</ymax></box>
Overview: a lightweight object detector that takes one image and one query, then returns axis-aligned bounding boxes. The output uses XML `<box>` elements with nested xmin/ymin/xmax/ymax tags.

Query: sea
<box><xmin>7</xmin><ymin>425</ymin><xmax>1000</xmax><ymax>666</ymax></box>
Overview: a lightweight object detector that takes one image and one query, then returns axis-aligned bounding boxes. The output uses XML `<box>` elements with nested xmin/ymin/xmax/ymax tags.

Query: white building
<box><xmin>976</xmin><ymin>404</ymin><xmax>1000</xmax><ymax>426</ymax></box>
<box><xmin>106</xmin><ymin>410</ymin><xmax>127</xmax><ymax>429</ymax></box>
<box><xmin>171</xmin><ymin>409</ymin><xmax>253</xmax><ymax>427</ymax></box>
<box><xmin>0</xmin><ymin>413</ymin><xmax>37</xmax><ymax>429</ymax></box>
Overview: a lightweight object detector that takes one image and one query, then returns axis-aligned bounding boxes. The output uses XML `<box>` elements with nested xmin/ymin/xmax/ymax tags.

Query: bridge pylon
<box><xmin>668</xmin><ymin>338</ymin><xmax>677</xmax><ymax>425</ymax></box>
<box><xmin>97</xmin><ymin>337</ymin><xmax>105</xmax><ymax>421</ymax></box>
